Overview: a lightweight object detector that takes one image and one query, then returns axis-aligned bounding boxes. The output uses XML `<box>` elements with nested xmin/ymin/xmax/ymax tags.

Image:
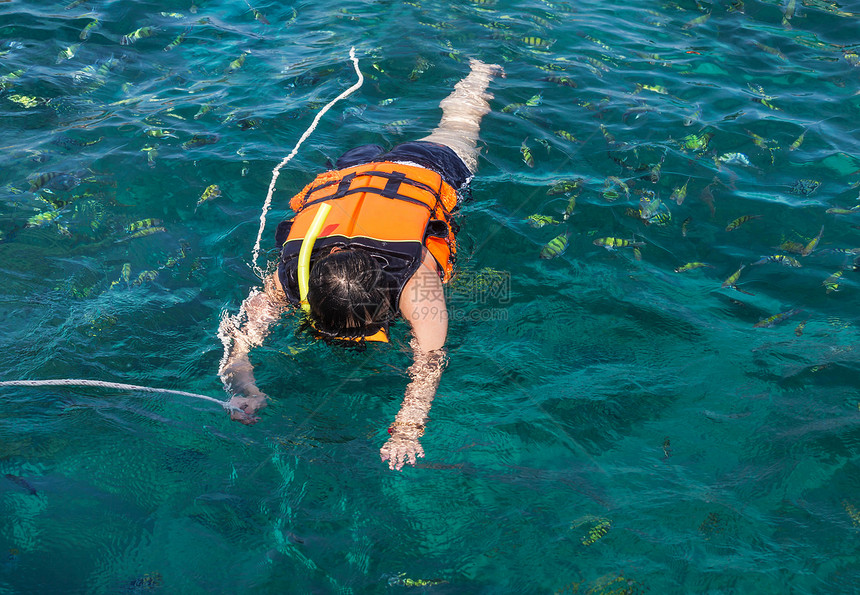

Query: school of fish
<box><xmin>0</xmin><ymin>0</ymin><xmax>858</xmax><ymax>592</ymax></box>
<box><xmin>499</xmin><ymin>0</ymin><xmax>859</xmax><ymax>337</ymax></box>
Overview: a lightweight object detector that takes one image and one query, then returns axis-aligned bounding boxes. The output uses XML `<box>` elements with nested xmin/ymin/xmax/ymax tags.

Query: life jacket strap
<box><xmin>299</xmin><ymin>170</ymin><xmax>442</xmax><ymax>213</ymax></box>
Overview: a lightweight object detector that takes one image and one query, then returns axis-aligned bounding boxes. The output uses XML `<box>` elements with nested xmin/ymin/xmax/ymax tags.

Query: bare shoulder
<box><xmin>416</xmin><ymin>248</ymin><xmax>442</xmax><ymax>276</ymax></box>
<box><xmin>401</xmin><ymin>250</ymin><xmax>443</xmax><ymax>308</ymax></box>
<box><xmin>400</xmin><ymin>250</ymin><xmax>447</xmax><ymax>351</ymax></box>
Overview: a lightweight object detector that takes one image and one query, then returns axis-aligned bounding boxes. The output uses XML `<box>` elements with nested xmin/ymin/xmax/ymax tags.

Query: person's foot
<box><xmin>469</xmin><ymin>58</ymin><xmax>505</xmax><ymax>79</ymax></box>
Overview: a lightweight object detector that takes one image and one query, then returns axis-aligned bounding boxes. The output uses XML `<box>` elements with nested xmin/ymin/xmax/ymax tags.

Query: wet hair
<box><xmin>306</xmin><ymin>248</ymin><xmax>393</xmax><ymax>341</ymax></box>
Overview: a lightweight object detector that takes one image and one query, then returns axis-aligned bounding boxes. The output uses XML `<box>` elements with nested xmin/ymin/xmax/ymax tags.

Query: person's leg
<box><xmin>418</xmin><ymin>59</ymin><xmax>501</xmax><ymax>173</ymax></box>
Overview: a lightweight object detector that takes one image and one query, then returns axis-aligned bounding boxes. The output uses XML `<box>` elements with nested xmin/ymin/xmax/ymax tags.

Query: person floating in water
<box><xmin>218</xmin><ymin>59</ymin><xmax>502</xmax><ymax>471</ymax></box>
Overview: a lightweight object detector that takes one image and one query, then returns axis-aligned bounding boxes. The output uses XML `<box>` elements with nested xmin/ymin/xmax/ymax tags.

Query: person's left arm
<box><xmin>380</xmin><ymin>250</ymin><xmax>449</xmax><ymax>471</ymax></box>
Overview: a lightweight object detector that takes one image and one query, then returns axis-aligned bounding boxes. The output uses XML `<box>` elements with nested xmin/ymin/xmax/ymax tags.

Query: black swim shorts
<box><xmin>334</xmin><ymin>141</ymin><xmax>472</xmax><ymax>191</ymax></box>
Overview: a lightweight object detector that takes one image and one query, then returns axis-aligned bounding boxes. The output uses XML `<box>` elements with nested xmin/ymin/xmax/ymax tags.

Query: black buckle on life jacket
<box><xmin>332</xmin><ymin>171</ymin><xmax>408</xmax><ymax>200</ymax></box>
<box><xmin>380</xmin><ymin>172</ymin><xmax>406</xmax><ymax>198</ymax></box>
<box><xmin>334</xmin><ymin>172</ymin><xmax>356</xmax><ymax>198</ymax></box>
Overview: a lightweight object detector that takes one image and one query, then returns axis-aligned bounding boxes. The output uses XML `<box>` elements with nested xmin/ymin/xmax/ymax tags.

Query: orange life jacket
<box><xmin>276</xmin><ymin>161</ymin><xmax>459</xmax><ymax>341</ymax></box>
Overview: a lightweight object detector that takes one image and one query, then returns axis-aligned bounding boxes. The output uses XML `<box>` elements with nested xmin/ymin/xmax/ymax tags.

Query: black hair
<box><xmin>305</xmin><ymin>248</ymin><xmax>393</xmax><ymax>341</ymax></box>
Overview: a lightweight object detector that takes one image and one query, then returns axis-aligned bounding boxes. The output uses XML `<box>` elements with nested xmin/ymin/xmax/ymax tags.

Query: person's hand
<box><xmin>227</xmin><ymin>390</ymin><xmax>267</xmax><ymax>425</ymax></box>
<box><xmin>380</xmin><ymin>425</ymin><xmax>425</xmax><ymax>471</ymax></box>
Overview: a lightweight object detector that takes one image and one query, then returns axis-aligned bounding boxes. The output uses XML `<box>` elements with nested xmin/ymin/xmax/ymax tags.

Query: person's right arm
<box><xmin>218</xmin><ymin>273</ymin><xmax>288</xmax><ymax>423</ymax></box>
<box><xmin>380</xmin><ymin>249</ymin><xmax>449</xmax><ymax>471</ymax></box>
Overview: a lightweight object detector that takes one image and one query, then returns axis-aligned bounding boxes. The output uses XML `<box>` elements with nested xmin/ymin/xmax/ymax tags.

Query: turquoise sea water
<box><xmin>1</xmin><ymin>0</ymin><xmax>859</xmax><ymax>592</ymax></box>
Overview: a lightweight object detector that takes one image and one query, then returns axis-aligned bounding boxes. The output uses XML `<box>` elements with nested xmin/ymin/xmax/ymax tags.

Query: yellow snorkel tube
<box><xmin>297</xmin><ymin>202</ymin><xmax>332</xmax><ymax>313</ymax></box>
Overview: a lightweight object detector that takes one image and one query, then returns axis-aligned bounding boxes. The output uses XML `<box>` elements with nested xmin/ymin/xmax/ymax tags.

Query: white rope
<box><xmin>250</xmin><ymin>46</ymin><xmax>364</xmax><ymax>277</ymax></box>
<box><xmin>0</xmin><ymin>379</ymin><xmax>235</xmax><ymax>411</ymax></box>
<box><xmin>0</xmin><ymin>50</ymin><xmax>367</xmax><ymax>418</ymax></box>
